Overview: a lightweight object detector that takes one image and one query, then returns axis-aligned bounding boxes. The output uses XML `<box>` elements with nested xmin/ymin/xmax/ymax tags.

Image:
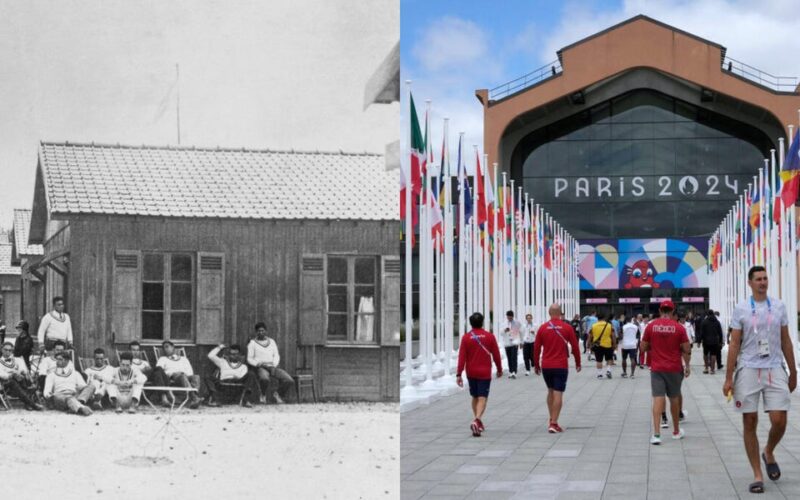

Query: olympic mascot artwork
<box><xmin>623</xmin><ymin>259</ymin><xmax>660</xmax><ymax>289</ymax></box>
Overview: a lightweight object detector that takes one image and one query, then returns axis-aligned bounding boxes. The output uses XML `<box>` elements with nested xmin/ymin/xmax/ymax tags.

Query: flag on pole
<box><xmin>401</xmin><ymin>94</ymin><xmax>425</xmax><ymax>242</ymax></box>
<box><xmin>750</xmin><ymin>188</ymin><xmax>761</xmax><ymax>230</ymax></box>
<box><xmin>781</xmin><ymin>130</ymin><xmax>800</xmax><ymax>208</ymax></box>
<box><xmin>457</xmin><ymin>136</ymin><xmax>473</xmax><ymax>228</ymax></box>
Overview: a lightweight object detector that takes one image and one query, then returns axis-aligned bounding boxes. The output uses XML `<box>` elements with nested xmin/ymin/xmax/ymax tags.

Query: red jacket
<box><xmin>456</xmin><ymin>328</ymin><xmax>502</xmax><ymax>380</ymax></box>
<box><xmin>533</xmin><ymin>319</ymin><xmax>581</xmax><ymax>370</ymax></box>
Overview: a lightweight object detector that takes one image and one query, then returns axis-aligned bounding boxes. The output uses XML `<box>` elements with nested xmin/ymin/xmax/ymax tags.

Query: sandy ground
<box><xmin>3</xmin><ymin>403</ymin><xmax>399</xmax><ymax>499</ymax></box>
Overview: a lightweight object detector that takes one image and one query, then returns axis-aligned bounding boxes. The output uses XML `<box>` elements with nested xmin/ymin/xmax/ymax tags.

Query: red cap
<box><xmin>659</xmin><ymin>299</ymin><xmax>676</xmax><ymax>311</ymax></box>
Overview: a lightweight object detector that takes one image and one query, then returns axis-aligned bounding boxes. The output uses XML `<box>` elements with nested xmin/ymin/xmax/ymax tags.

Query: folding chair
<box><xmin>79</xmin><ymin>357</ymin><xmax>109</xmax><ymax>372</ymax></box>
<box><xmin>211</xmin><ymin>368</ymin><xmax>247</xmax><ymax>406</ymax></box>
<box><xmin>115</xmin><ymin>348</ymin><xmax>151</xmax><ymax>366</ymax></box>
<box><xmin>152</xmin><ymin>346</ymin><xmax>187</xmax><ymax>360</ymax></box>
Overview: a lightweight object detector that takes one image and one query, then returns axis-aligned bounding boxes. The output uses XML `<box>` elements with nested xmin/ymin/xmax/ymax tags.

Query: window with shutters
<box><xmin>141</xmin><ymin>253</ymin><xmax>194</xmax><ymax>341</ymax></box>
<box><xmin>326</xmin><ymin>255</ymin><xmax>378</xmax><ymax>344</ymax></box>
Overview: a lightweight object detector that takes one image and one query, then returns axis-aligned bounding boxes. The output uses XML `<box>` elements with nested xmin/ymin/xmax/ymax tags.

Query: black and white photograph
<box><xmin>0</xmin><ymin>1</ymin><xmax>399</xmax><ymax>498</ymax></box>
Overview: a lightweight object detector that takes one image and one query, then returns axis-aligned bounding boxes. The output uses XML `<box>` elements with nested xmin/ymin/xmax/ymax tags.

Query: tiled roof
<box><xmin>0</xmin><ymin>244</ymin><xmax>21</xmax><ymax>275</ymax></box>
<box><xmin>38</xmin><ymin>142</ymin><xmax>398</xmax><ymax>221</ymax></box>
<box><xmin>13</xmin><ymin>209</ymin><xmax>43</xmax><ymax>256</ymax></box>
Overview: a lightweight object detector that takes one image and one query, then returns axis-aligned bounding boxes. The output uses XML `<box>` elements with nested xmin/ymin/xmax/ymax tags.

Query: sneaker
<box><xmin>672</xmin><ymin>428</ymin><xmax>685</xmax><ymax>440</ymax></box>
<box><xmin>551</xmin><ymin>422</ymin><xmax>564</xmax><ymax>433</ymax></box>
<box><xmin>476</xmin><ymin>418</ymin><xmax>485</xmax><ymax>432</ymax></box>
<box><xmin>621</xmin><ymin>373</ymin><xmax>627</xmax><ymax>378</ymax></box>
<box><xmin>606</xmin><ymin>370</ymin><xmax>612</xmax><ymax>379</ymax></box>
<box><xmin>596</xmin><ymin>374</ymin><xmax>604</xmax><ymax>379</ymax></box>
<box><xmin>242</xmin><ymin>400</ymin><xmax>253</xmax><ymax>408</ymax></box>
<box><xmin>525</xmin><ymin>370</ymin><xmax>530</xmax><ymax>376</ymax></box>
<box><xmin>471</xmin><ymin>420</ymin><xmax>481</xmax><ymax>437</ymax></box>
<box><xmin>510</xmin><ymin>373</ymin><xmax>516</xmax><ymax>379</ymax></box>
<box><xmin>650</xmin><ymin>435</ymin><xmax>662</xmax><ymax>445</ymax></box>
<box><xmin>548</xmin><ymin>422</ymin><xmax>558</xmax><ymax>434</ymax></box>
<box><xmin>205</xmin><ymin>400</ymin><xmax>221</xmax><ymax>408</ymax></box>
<box><xmin>115</xmin><ymin>405</ymin><xmax>123</xmax><ymax>414</ymax></box>
<box><xmin>273</xmin><ymin>392</ymin><xmax>285</xmax><ymax>404</ymax></box>
<box><xmin>630</xmin><ymin>374</ymin><xmax>635</xmax><ymax>380</ymax></box>
<box><xmin>92</xmin><ymin>400</ymin><xmax>103</xmax><ymax>411</ymax></box>
<box><xmin>661</xmin><ymin>415</ymin><xmax>669</xmax><ymax>429</ymax></box>
<box><xmin>78</xmin><ymin>406</ymin><xmax>93</xmax><ymax>417</ymax></box>
<box><xmin>127</xmin><ymin>406</ymin><xmax>137</xmax><ymax>414</ymax></box>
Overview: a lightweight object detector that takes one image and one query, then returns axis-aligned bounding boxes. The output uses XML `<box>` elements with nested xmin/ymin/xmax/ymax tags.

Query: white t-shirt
<box><xmin>621</xmin><ymin>323</ymin><xmax>639</xmax><ymax>349</ymax></box>
<box><xmin>683</xmin><ymin>321</ymin><xmax>695</xmax><ymax>342</ymax></box>
<box><xmin>500</xmin><ymin>320</ymin><xmax>521</xmax><ymax>347</ymax></box>
<box><xmin>521</xmin><ymin>322</ymin><xmax>537</xmax><ymax>344</ymax></box>
<box><xmin>730</xmin><ymin>296</ymin><xmax>788</xmax><ymax>369</ymax></box>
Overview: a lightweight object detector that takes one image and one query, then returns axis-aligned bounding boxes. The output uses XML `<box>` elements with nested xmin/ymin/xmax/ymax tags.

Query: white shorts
<box><xmin>733</xmin><ymin>367</ymin><xmax>790</xmax><ymax>413</ymax></box>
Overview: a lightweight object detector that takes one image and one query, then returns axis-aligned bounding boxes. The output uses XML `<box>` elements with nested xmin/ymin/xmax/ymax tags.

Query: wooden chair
<box><xmin>295</xmin><ymin>368</ymin><xmax>317</xmax><ymax>403</ymax></box>
<box><xmin>78</xmin><ymin>356</ymin><xmax>109</xmax><ymax>373</ymax></box>
<box><xmin>152</xmin><ymin>346</ymin><xmax>188</xmax><ymax>361</ymax></box>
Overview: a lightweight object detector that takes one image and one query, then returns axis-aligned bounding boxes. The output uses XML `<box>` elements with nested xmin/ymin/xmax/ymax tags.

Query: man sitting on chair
<box><xmin>203</xmin><ymin>344</ymin><xmax>259</xmax><ymax>408</ymax></box>
<box><xmin>35</xmin><ymin>340</ymin><xmax>74</xmax><ymax>394</ymax></box>
<box><xmin>108</xmin><ymin>352</ymin><xmax>147</xmax><ymax>413</ymax></box>
<box><xmin>128</xmin><ymin>341</ymin><xmax>152</xmax><ymax>377</ymax></box>
<box><xmin>84</xmin><ymin>348</ymin><xmax>115</xmax><ymax>410</ymax></box>
<box><xmin>152</xmin><ymin>340</ymin><xmax>202</xmax><ymax>409</ymax></box>
<box><xmin>44</xmin><ymin>351</ymin><xmax>94</xmax><ymax>416</ymax></box>
<box><xmin>0</xmin><ymin>342</ymin><xmax>43</xmax><ymax>410</ymax></box>
<box><xmin>247</xmin><ymin>322</ymin><xmax>294</xmax><ymax>404</ymax></box>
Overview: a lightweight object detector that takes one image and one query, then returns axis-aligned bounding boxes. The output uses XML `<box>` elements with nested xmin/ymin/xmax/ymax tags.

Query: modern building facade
<box><xmin>477</xmin><ymin>15</ymin><xmax>800</xmax><ymax>315</ymax></box>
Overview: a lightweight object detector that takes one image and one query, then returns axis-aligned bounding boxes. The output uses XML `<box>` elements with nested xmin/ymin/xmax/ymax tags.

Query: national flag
<box><xmin>543</xmin><ymin>223</ymin><xmax>553</xmax><ymax>270</ymax></box>
<box><xmin>750</xmin><ymin>188</ymin><xmax>761</xmax><ymax>230</ymax></box>
<box><xmin>436</xmin><ymin>135</ymin><xmax>447</xmax><ymax>208</ymax></box>
<box><xmin>773</xmin><ymin>171</ymin><xmax>783</xmax><ymax>224</ymax></box>
<box><xmin>781</xmin><ymin>130</ymin><xmax>800</xmax><ymax>208</ymax></box>
<box><xmin>401</xmin><ymin>94</ymin><xmax>425</xmax><ymax>243</ymax></box>
<box><xmin>475</xmin><ymin>152</ymin><xmax>487</xmax><ymax>227</ymax></box>
<box><xmin>428</xmin><ymin>186</ymin><xmax>443</xmax><ymax>246</ymax></box>
<box><xmin>457</xmin><ymin>135</ymin><xmax>472</xmax><ymax>228</ymax></box>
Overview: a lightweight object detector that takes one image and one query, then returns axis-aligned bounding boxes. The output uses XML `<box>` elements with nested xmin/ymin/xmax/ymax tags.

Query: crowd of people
<box><xmin>0</xmin><ymin>297</ymin><xmax>295</xmax><ymax>416</ymax></box>
<box><xmin>455</xmin><ymin>265</ymin><xmax>796</xmax><ymax>494</ymax></box>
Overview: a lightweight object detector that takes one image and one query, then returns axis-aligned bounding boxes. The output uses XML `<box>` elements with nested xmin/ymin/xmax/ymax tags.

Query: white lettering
<box><xmin>576</xmin><ymin>177</ymin><xmax>589</xmax><ymax>198</ymax></box>
<box><xmin>724</xmin><ymin>175</ymin><xmax>738</xmax><ymax>194</ymax></box>
<box><xmin>658</xmin><ymin>176</ymin><xmax>672</xmax><ymax>196</ymax></box>
<box><xmin>597</xmin><ymin>177</ymin><xmax>611</xmax><ymax>197</ymax></box>
<box><xmin>554</xmin><ymin>178</ymin><xmax>568</xmax><ymax>198</ymax></box>
<box><xmin>652</xmin><ymin>324</ymin><xmax>676</xmax><ymax>333</ymax></box>
<box><xmin>619</xmin><ymin>177</ymin><xmax>625</xmax><ymax>197</ymax></box>
<box><xmin>631</xmin><ymin>176</ymin><xmax>645</xmax><ymax>197</ymax></box>
<box><xmin>706</xmin><ymin>175</ymin><xmax>720</xmax><ymax>195</ymax></box>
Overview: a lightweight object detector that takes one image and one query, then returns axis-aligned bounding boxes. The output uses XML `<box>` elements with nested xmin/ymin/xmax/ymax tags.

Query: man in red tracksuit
<box><xmin>533</xmin><ymin>303</ymin><xmax>582</xmax><ymax>433</ymax></box>
<box><xmin>456</xmin><ymin>312</ymin><xmax>503</xmax><ymax>437</ymax></box>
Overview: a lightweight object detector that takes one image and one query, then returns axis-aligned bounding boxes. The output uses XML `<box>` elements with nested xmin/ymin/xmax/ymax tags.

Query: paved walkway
<box><xmin>401</xmin><ymin>347</ymin><xmax>800</xmax><ymax>499</ymax></box>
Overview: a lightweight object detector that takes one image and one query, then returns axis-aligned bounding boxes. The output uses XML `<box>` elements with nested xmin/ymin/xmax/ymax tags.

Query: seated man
<box><xmin>83</xmin><ymin>348</ymin><xmax>115</xmax><ymax>410</ymax></box>
<box><xmin>0</xmin><ymin>342</ymin><xmax>43</xmax><ymax>410</ymax></box>
<box><xmin>151</xmin><ymin>341</ymin><xmax>201</xmax><ymax>409</ymax></box>
<box><xmin>108</xmin><ymin>352</ymin><xmax>147</xmax><ymax>413</ymax></box>
<box><xmin>247</xmin><ymin>322</ymin><xmax>294</xmax><ymax>404</ymax></box>
<box><xmin>128</xmin><ymin>340</ymin><xmax>152</xmax><ymax>377</ymax></box>
<box><xmin>35</xmin><ymin>340</ymin><xmax>75</xmax><ymax>393</ymax></box>
<box><xmin>203</xmin><ymin>343</ymin><xmax>259</xmax><ymax>408</ymax></box>
<box><xmin>43</xmin><ymin>351</ymin><xmax>94</xmax><ymax>416</ymax></box>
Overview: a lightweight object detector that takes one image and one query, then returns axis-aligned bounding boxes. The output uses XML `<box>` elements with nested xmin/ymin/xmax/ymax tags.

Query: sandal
<box><xmin>762</xmin><ymin>453</ymin><xmax>781</xmax><ymax>480</ymax></box>
<box><xmin>748</xmin><ymin>481</ymin><xmax>764</xmax><ymax>494</ymax></box>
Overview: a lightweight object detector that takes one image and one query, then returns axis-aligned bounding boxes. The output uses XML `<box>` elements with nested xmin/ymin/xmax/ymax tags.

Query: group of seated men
<box><xmin>0</xmin><ymin>322</ymin><xmax>296</xmax><ymax>416</ymax></box>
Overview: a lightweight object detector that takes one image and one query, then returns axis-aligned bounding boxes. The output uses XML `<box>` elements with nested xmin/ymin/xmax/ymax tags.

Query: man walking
<box><xmin>588</xmin><ymin>313</ymin><xmax>615</xmax><ymax>379</ymax></box>
<box><xmin>699</xmin><ymin>309</ymin><xmax>724</xmax><ymax>374</ymax></box>
<box><xmin>500</xmin><ymin>311</ymin><xmax>521</xmax><ymax>379</ymax></box>
<box><xmin>583</xmin><ymin>310</ymin><xmax>598</xmax><ymax>359</ymax></box>
<box><xmin>533</xmin><ymin>304</ymin><xmax>581</xmax><ymax>433</ymax></box>
<box><xmin>620</xmin><ymin>317</ymin><xmax>639</xmax><ymax>379</ymax></box>
<box><xmin>456</xmin><ymin>312</ymin><xmax>502</xmax><ymax>437</ymax></box>
<box><xmin>521</xmin><ymin>313</ymin><xmax>536</xmax><ymax>376</ymax></box>
<box><xmin>641</xmin><ymin>300</ymin><xmax>691</xmax><ymax>445</ymax></box>
<box><xmin>723</xmin><ymin>266</ymin><xmax>796</xmax><ymax>494</ymax></box>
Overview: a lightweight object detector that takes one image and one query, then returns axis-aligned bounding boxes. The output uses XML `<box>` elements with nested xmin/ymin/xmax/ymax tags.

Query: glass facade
<box><xmin>512</xmin><ymin>89</ymin><xmax>774</xmax><ymax>239</ymax></box>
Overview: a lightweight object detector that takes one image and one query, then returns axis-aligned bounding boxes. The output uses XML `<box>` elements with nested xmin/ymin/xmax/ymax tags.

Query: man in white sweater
<box><xmin>203</xmin><ymin>344</ymin><xmax>260</xmax><ymax>407</ymax></box>
<box><xmin>43</xmin><ymin>351</ymin><xmax>94</xmax><ymax>416</ymax></box>
<box><xmin>0</xmin><ymin>342</ymin><xmax>43</xmax><ymax>410</ymax></box>
<box><xmin>247</xmin><ymin>322</ymin><xmax>294</xmax><ymax>404</ymax></box>
<box><xmin>107</xmin><ymin>352</ymin><xmax>147</xmax><ymax>413</ymax></box>
<box><xmin>37</xmin><ymin>296</ymin><xmax>73</xmax><ymax>350</ymax></box>
<box><xmin>151</xmin><ymin>340</ymin><xmax>201</xmax><ymax>409</ymax></box>
<box><xmin>128</xmin><ymin>340</ymin><xmax>152</xmax><ymax>377</ymax></box>
<box><xmin>35</xmin><ymin>340</ymin><xmax>75</xmax><ymax>393</ymax></box>
<box><xmin>84</xmin><ymin>348</ymin><xmax>115</xmax><ymax>410</ymax></box>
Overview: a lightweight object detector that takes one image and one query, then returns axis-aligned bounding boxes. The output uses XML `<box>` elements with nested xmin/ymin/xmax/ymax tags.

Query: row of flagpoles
<box><xmin>400</xmin><ymin>84</ymin><xmax>580</xmax><ymax>397</ymax></box>
<box><xmin>708</xmin><ymin>121</ymin><xmax>800</xmax><ymax>355</ymax></box>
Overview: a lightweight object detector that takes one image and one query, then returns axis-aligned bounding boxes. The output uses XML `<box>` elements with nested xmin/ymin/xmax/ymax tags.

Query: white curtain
<box><xmin>356</xmin><ymin>296</ymin><xmax>375</xmax><ymax>342</ymax></box>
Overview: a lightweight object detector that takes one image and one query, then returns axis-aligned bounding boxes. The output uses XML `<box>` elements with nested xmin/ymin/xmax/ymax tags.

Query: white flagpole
<box><xmin>457</xmin><ymin>132</ymin><xmax>466</xmax><ymax>344</ymax></box>
<box><xmin>401</xmin><ymin>82</ymin><xmax>416</xmax><ymax>396</ymax></box>
<box><xmin>443</xmin><ymin>119</ymin><xmax>455</xmax><ymax>376</ymax></box>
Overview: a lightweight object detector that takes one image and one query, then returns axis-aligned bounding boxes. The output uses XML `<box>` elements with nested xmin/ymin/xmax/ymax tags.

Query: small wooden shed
<box><xmin>26</xmin><ymin>142</ymin><xmax>400</xmax><ymax>401</ymax></box>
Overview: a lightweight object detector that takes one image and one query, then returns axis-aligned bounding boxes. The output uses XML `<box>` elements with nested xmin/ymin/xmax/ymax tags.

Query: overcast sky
<box><xmin>400</xmin><ymin>0</ymin><xmax>800</xmax><ymax>175</ymax></box>
<box><xmin>0</xmin><ymin>0</ymin><xmax>398</xmax><ymax>228</ymax></box>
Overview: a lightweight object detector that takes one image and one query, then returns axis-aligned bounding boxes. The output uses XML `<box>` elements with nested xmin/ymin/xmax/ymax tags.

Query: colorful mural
<box><xmin>578</xmin><ymin>239</ymin><xmax>707</xmax><ymax>290</ymax></box>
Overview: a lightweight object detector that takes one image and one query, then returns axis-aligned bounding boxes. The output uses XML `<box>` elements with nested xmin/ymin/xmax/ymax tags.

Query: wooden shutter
<box><xmin>196</xmin><ymin>252</ymin><xmax>225</xmax><ymax>345</ymax></box>
<box><xmin>380</xmin><ymin>255</ymin><xmax>401</xmax><ymax>346</ymax></box>
<box><xmin>112</xmin><ymin>250</ymin><xmax>141</xmax><ymax>343</ymax></box>
<box><xmin>299</xmin><ymin>254</ymin><xmax>326</xmax><ymax>345</ymax></box>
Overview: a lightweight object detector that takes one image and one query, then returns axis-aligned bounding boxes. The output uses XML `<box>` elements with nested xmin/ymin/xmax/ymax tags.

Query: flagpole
<box><xmin>457</xmin><ymin>132</ymin><xmax>466</xmax><ymax>346</ymax></box>
<box><xmin>443</xmin><ymin>119</ymin><xmax>455</xmax><ymax>377</ymax></box>
<box><xmin>401</xmin><ymin>81</ymin><xmax>416</xmax><ymax>397</ymax></box>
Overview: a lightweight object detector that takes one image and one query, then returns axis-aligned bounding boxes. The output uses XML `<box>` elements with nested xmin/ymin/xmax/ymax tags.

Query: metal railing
<box><xmin>722</xmin><ymin>56</ymin><xmax>799</xmax><ymax>92</ymax></box>
<box><xmin>489</xmin><ymin>60</ymin><xmax>563</xmax><ymax>101</ymax></box>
